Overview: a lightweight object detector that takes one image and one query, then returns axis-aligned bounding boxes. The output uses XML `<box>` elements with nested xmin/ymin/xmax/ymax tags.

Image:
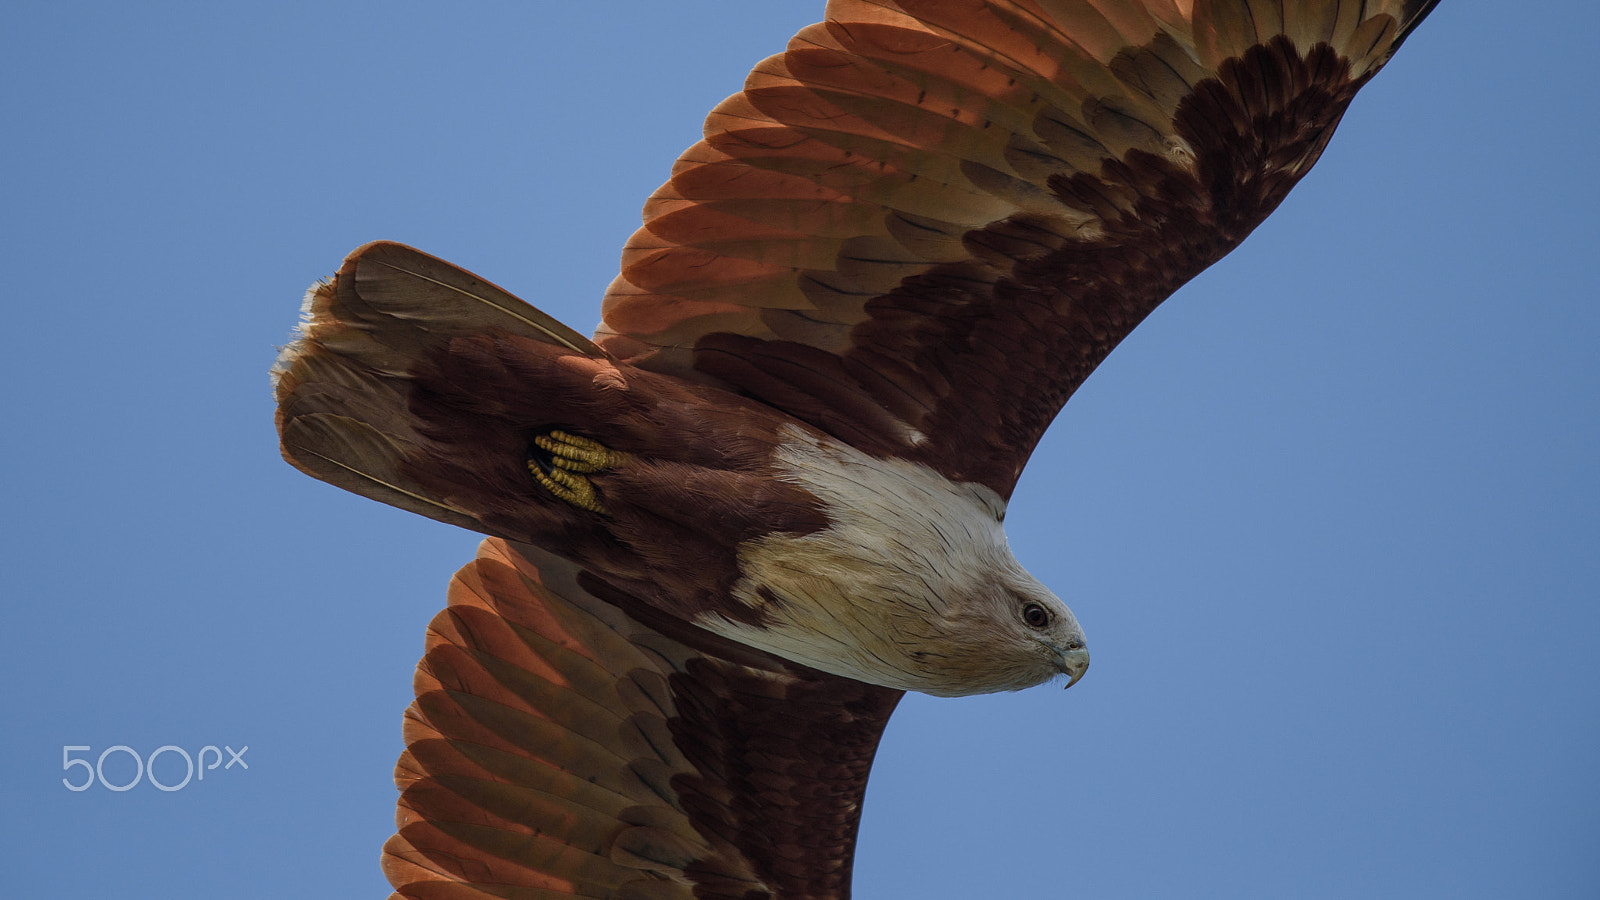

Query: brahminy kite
<box><xmin>272</xmin><ymin>1</ymin><xmax>1439</xmax><ymax>895</ymax></box>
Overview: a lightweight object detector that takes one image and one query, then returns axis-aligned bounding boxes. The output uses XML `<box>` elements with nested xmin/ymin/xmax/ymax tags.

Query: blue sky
<box><xmin>3</xmin><ymin>2</ymin><xmax>1596</xmax><ymax>897</ymax></box>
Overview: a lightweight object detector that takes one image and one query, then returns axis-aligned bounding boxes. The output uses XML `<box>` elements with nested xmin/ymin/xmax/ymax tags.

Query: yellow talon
<box><xmin>528</xmin><ymin>429</ymin><xmax>619</xmax><ymax>514</ymax></box>
<box><xmin>534</xmin><ymin>430</ymin><xmax>614</xmax><ymax>473</ymax></box>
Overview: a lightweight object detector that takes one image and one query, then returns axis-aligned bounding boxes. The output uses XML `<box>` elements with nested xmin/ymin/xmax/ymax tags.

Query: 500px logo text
<box><xmin>62</xmin><ymin>744</ymin><xmax>249</xmax><ymax>792</ymax></box>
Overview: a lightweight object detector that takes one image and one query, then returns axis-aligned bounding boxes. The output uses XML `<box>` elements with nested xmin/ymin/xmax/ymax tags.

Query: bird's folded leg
<box><xmin>527</xmin><ymin>429</ymin><xmax>621</xmax><ymax>514</ymax></box>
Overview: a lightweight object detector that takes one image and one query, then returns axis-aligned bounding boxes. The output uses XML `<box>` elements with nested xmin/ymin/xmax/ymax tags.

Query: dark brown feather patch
<box><xmin>597</xmin><ymin>1</ymin><xmax>1439</xmax><ymax>500</ymax></box>
<box><xmin>382</xmin><ymin>540</ymin><xmax>902</xmax><ymax>900</ymax></box>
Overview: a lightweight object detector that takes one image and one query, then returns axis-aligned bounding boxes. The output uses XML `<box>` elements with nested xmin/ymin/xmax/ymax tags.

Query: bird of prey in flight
<box><xmin>273</xmin><ymin>1</ymin><xmax>1439</xmax><ymax>896</ymax></box>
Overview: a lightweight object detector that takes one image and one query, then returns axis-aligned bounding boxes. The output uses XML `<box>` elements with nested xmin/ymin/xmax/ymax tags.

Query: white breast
<box><xmin>698</xmin><ymin>426</ymin><xmax>1033</xmax><ymax>693</ymax></box>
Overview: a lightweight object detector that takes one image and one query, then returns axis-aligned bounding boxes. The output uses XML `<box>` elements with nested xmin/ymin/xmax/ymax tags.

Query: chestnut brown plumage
<box><xmin>272</xmin><ymin>1</ymin><xmax>1440</xmax><ymax>896</ymax></box>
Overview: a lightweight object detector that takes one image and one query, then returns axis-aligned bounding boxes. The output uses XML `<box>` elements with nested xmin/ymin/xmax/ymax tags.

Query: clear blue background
<box><xmin>3</xmin><ymin>2</ymin><xmax>1595</xmax><ymax>897</ymax></box>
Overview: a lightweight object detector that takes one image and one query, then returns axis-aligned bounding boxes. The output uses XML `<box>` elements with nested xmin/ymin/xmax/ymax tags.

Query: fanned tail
<box><xmin>272</xmin><ymin>241</ymin><xmax>608</xmax><ymax>532</ymax></box>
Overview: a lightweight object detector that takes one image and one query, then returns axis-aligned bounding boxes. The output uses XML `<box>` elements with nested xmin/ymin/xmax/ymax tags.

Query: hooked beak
<box><xmin>1057</xmin><ymin>645</ymin><xmax>1090</xmax><ymax>688</ymax></box>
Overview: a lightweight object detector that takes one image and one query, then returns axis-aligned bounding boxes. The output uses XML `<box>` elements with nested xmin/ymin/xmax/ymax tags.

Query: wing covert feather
<box><xmin>382</xmin><ymin>539</ymin><xmax>904</xmax><ymax>900</ymax></box>
<box><xmin>598</xmin><ymin>0</ymin><xmax>1439</xmax><ymax>499</ymax></box>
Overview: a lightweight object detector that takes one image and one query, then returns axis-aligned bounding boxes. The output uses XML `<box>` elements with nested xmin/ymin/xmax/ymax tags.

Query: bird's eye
<box><xmin>1022</xmin><ymin>602</ymin><xmax>1050</xmax><ymax>629</ymax></box>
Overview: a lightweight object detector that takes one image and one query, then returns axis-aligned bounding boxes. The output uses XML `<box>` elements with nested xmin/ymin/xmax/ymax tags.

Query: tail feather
<box><xmin>272</xmin><ymin>241</ymin><xmax>606</xmax><ymax>532</ymax></box>
<box><xmin>277</xmin><ymin>413</ymin><xmax>485</xmax><ymax>532</ymax></box>
<box><xmin>324</xmin><ymin>241</ymin><xmax>605</xmax><ymax>360</ymax></box>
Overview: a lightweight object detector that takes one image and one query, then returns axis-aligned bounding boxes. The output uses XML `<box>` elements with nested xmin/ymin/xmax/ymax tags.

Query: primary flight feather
<box><xmin>272</xmin><ymin>1</ymin><xmax>1439</xmax><ymax>895</ymax></box>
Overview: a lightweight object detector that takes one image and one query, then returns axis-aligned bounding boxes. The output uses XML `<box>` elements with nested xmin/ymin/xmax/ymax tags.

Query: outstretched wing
<box><xmin>384</xmin><ymin>538</ymin><xmax>903</xmax><ymax>900</ymax></box>
<box><xmin>599</xmin><ymin>0</ymin><xmax>1439</xmax><ymax>500</ymax></box>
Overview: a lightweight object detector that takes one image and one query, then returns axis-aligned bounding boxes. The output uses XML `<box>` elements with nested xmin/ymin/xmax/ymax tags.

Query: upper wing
<box><xmin>385</xmin><ymin>537</ymin><xmax>903</xmax><ymax>900</ymax></box>
<box><xmin>598</xmin><ymin>0</ymin><xmax>1439</xmax><ymax>500</ymax></box>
